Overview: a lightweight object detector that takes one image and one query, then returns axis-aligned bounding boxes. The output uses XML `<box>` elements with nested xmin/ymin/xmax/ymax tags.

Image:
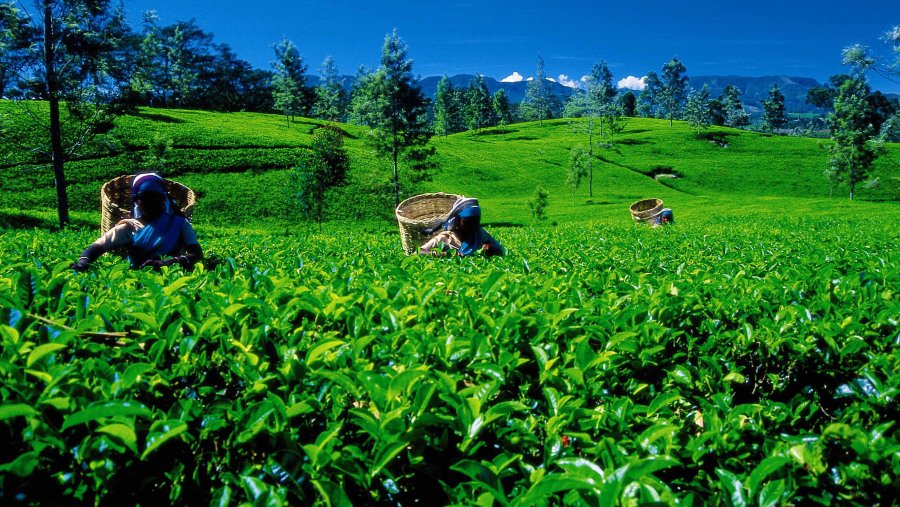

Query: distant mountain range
<box><xmin>308</xmin><ymin>74</ymin><xmax>895</xmax><ymax>114</ymax></box>
<box><xmin>414</xmin><ymin>74</ymin><xmax>827</xmax><ymax>113</ymax></box>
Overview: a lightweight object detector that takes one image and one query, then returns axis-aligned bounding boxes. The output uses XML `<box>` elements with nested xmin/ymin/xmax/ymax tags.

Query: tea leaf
<box><xmin>62</xmin><ymin>401</ymin><xmax>152</xmax><ymax>430</ymax></box>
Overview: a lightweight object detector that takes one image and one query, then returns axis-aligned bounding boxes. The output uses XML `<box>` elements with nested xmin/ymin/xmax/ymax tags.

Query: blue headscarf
<box><xmin>129</xmin><ymin>173</ymin><xmax>187</xmax><ymax>265</ymax></box>
<box><xmin>455</xmin><ymin>205</ymin><xmax>484</xmax><ymax>256</ymax></box>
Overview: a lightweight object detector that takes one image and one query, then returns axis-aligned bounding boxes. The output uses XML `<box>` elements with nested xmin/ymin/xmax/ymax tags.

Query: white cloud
<box><xmin>526</xmin><ymin>77</ymin><xmax>534</xmax><ymax>81</ymax></box>
<box><xmin>618</xmin><ymin>75</ymin><xmax>647</xmax><ymax>91</ymax></box>
<box><xmin>580</xmin><ymin>75</ymin><xmax>590</xmax><ymax>83</ymax></box>
<box><xmin>547</xmin><ymin>77</ymin><xmax>557</xmax><ymax>83</ymax></box>
<box><xmin>557</xmin><ymin>74</ymin><xmax>580</xmax><ymax>88</ymax></box>
<box><xmin>501</xmin><ymin>72</ymin><xmax>524</xmax><ymax>82</ymax></box>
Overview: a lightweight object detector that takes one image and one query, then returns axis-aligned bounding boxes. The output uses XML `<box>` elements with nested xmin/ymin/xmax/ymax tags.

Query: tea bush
<box><xmin>2</xmin><ymin>216</ymin><xmax>898</xmax><ymax>505</ymax></box>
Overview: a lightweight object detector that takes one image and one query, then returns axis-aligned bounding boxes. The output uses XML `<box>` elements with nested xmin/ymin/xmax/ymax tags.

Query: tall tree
<box><xmin>150</xmin><ymin>20</ymin><xmax>219</xmax><ymax>109</ymax></box>
<box><xmin>684</xmin><ymin>84</ymin><xmax>712</xmax><ymax>136</ymax></box>
<box><xmin>165</xmin><ymin>25</ymin><xmax>198</xmax><ymax>108</ymax></box>
<box><xmin>761</xmin><ymin>83</ymin><xmax>787</xmax><ymax>133</ymax></box>
<box><xmin>431</xmin><ymin>75</ymin><xmax>457</xmax><ymax>135</ymax></box>
<box><xmin>271</xmin><ymin>37</ymin><xmax>307</xmax><ymax>126</ymax></box>
<box><xmin>5</xmin><ymin>0</ymin><xmax>130</xmax><ymax>227</ymax></box>
<box><xmin>659</xmin><ymin>57</ymin><xmax>688</xmax><ymax>126</ymax></box>
<box><xmin>313</xmin><ymin>56</ymin><xmax>349</xmax><ymax>122</ymax></box>
<box><xmin>568</xmin><ymin>61</ymin><xmax>618</xmax><ymax>197</ymax></box>
<box><xmin>636</xmin><ymin>71</ymin><xmax>661</xmax><ymax>118</ymax></box>
<box><xmin>492</xmin><ymin>88</ymin><xmax>512</xmax><ymax>133</ymax></box>
<box><xmin>721</xmin><ymin>85</ymin><xmax>750</xmax><ymax>129</ymax></box>
<box><xmin>523</xmin><ymin>54</ymin><xmax>551</xmax><ymax>125</ymax></box>
<box><xmin>127</xmin><ymin>11</ymin><xmax>164</xmax><ymax>106</ymax></box>
<box><xmin>348</xmin><ymin>64</ymin><xmax>379</xmax><ymax>126</ymax></box>
<box><xmin>125</xmin><ymin>17</ymin><xmax>267</xmax><ymax>112</ymax></box>
<box><xmin>826</xmin><ymin>77</ymin><xmax>882</xmax><ymax>200</ymax></box>
<box><xmin>200</xmin><ymin>43</ymin><xmax>256</xmax><ymax>112</ymax></box>
<box><xmin>805</xmin><ymin>74</ymin><xmax>894</xmax><ymax>133</ymax></box>
<box><xmin>352</xmin><ymin>29</ymin><xmax>432</xmax><ymax>206</ymax></box>
<box><xmin>587</xmin><ymin>61</ymin><xmax>617</xmax><ymax>115</ymax></box>
<box><xmin>465</xmin><ymin>73</ymin><xmax>494</xmax><ymax>132</ymax></box>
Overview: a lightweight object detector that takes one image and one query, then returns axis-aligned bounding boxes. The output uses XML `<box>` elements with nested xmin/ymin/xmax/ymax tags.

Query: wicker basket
<box><xmin>630</xmin><ymin>198</ymin><xmax>664</xmax><ymax>222</ymax></box>
<box><xmin>100</xmin><ymin>174</ymin><xmax>197</xmax><ymax>234</ymax></box>
<box><xmin>395</xmin><ymin>192</ymin><xmax>462</xmax><ymax>255</ymax></box>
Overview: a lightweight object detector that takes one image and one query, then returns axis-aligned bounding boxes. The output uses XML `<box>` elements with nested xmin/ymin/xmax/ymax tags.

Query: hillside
<box><xmin>1</xmin><ymin>102</ymin><xmax>899</xmax><ymax>229</ymax></box>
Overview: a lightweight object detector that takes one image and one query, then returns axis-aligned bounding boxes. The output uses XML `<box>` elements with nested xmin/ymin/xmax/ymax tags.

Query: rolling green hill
<box><xmin>1</xmin><ymin>102</ymin><xmax>899</xmax><ymax>229</ymax></box>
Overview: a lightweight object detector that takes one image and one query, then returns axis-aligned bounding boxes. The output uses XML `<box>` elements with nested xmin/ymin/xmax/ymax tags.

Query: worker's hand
<box><xmin>140</xmin><ymin>258</ymin><xmax>169</xmax><ymax>269</ymax></box>
<box><xmin>70</xmin><ymin>259</ymin><xmax>90</xmax><ymax>272</ymax></box>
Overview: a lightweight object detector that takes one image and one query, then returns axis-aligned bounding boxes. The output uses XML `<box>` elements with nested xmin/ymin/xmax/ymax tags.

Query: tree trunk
<box><xmin>588</xmin><ymin>120</ymin><xmax>594</xmax><ymax>197</ymax></box>
<box><xmin>391</xmin><ymin>111</ymin><xmax>400</xmax><ymax>207</ymax></box>
<box><xmin>45</xmin><ymin>0</ymin><xmax>69</xmax><ymax>228</ymax></box>
<box><xmin>392</xmin><ymin>147</ymin><xmax>399</xmax><ymax>207</ymax></box>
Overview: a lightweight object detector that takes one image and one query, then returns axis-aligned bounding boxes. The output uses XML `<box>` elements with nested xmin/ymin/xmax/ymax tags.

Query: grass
<box><xmin>425</xmin><ymin>118</ymin><xmax>900</xmax><ymax>224</ymax></box>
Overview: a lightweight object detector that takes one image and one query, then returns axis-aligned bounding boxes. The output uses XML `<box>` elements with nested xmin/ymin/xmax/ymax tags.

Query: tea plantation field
<box><xmin>2</xmin><ymin>215</ymin><xmax>900</xmax><ymax>505</ymax></box>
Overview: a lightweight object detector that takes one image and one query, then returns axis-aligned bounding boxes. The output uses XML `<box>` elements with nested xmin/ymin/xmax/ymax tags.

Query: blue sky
<box><xmin>125</xmin><ymin>0</ymin><xmax>900</xmax><ymax>93</ymax></box>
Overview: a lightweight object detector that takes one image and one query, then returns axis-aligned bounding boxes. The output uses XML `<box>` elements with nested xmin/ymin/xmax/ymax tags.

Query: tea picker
<box><xmin>395</xmin><ymin>193</ymin><xmax>504</xmax><ymax>257</ymax></box>
<box><xmin>630</xmin><ymin>198</ymin><xmax>675</xmax><ymax>227</ymax></box>
<box><xmin>71</xmin><ymin>173</ymin><xmax>203</xmax><ymax>271</ymax></box>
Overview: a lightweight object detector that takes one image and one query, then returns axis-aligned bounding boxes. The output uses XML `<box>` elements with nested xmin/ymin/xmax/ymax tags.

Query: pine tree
<box><xmin>493</xmin><ymin>88</ymin><xmax>512</xmax><ymax>133</ymax></box>
<box><xmin>465</xmin><ymin>74</ymin><xmax>494</xmax><ymax>132</ymax></box>
<box><xmin>432</xmin><ymin>76</ymin><xmax>454</xmax><ymax>136</ymax></box>
<box><xmin>352</xmin><ymin>29</ymin><xmax>432</xmax><ymax>206</ymax></box>
<box><xmin>761</xmin><ymin>83</ymin><xmax>787</xmax><ymax>133</ymax></box>
<box><xmin>167</xmin><ymin>25</ymin><xmax>198</xmax><ymax>108</ymax></box>
<box><xmin>636</xmin><ymin>71</ymin><xmax>661</xmax><ymax>118</ymax></box>
<box><xmin>523</xmin><ymin>55</ymin><xmax>551</xmax><ymax>125</ymax></box>
<box><xmin>432</xmin><ymin>76</ymin><xmax>465</xmax><ymax>136</ymax></box>
<box><xmin>272</xmin><ymin>37</ymin><xmax>307</xmax><ymax>126</ymax></box>
<box><xmin>721</xmin><ymin>85</ymin><xmax>750</xmax><ymax>129</ymax></box>
<box><xmin>313</xmin><ymin>56</ymin><xmax>348</xmax><ymax>122</ymax></box>
<box><xmin>684</xmin><ymin>84</ymin><xmax>712</xmax><ymax>136</ymax></box>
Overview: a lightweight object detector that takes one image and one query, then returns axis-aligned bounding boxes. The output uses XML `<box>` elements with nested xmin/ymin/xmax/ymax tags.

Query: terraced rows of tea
<box><xmin>2</xmin><ymin>217</ymin><xmax>898</xmax><ymax>505</ymax></box>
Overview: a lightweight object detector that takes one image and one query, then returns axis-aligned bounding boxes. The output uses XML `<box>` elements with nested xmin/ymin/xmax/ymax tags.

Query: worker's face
<box><xmin>135</xmin><ymin>192</ymin><xmax>165</xmax><ymax>220</ymax></box>
<box><xmin>457</xmin><ymin>216</ymin><xmax>477</xmax><ymax>234</ymax></box>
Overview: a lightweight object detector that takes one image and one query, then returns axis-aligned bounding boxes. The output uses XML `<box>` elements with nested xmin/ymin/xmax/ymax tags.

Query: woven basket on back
<box><xmin>630</xmin><ymin>198</ymin><xmax>664</xmax><ymax>222</ymax></box>
<box><xmin>395</xmin><ymin>192</ymin><xmax>462</xmax><ymax>255</ymax></box>
<box><xmin>100</xmin><ymin>174</ymin><xmax>198</xmax><ymax>234</ymax></box>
